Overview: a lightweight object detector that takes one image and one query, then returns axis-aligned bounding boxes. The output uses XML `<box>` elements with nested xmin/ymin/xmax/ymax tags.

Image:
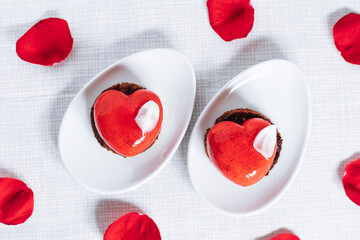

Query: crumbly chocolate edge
<box><xmin>204</xmin><ymin>108</ymin><xmax>283</xmax><ymax>175</ymax></box>
<box><xmin>90</xmin><ymin>82</ymin><xmax>159</xmax><ymax>157</ymax></box>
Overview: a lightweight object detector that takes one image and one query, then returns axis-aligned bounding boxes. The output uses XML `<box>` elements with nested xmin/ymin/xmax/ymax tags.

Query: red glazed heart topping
<box><xmin>207</xmin><ymin>0</ymin><xmax>254</xmax><ymax>41</ymax></box>
<box><xmin>16</xmin><ymin>18</ymin><xmax>73</xmax><ymax>66</ymax></box>
<box><xmin>342</xmin><ymin>158</ymin><xmax>360</xmax><ymax>206</ymax></box>
<box><xmin>271</xmin><ymin>233</ymin><xmax>300</xmax><ymax>240</ymax></box>
<box><xmin>93</xmin><ymin>89</ymin><xmax>163</xmax><ymax>157</ymax></box>
<box><xmin>104</xmin><ymin>212</ymin><xmax>161</xmax><ymax>240</ymax></box>
<box><xmin>0</xmin><ymin>178</ymin><xmax>34</xmax><ymax>225</ymax></box>
<box><xmin>206</xmin><ymin>118</ymin><xmax>277</xmax><ymax>186</ymax></box>
<box><xmin>333</xmin><ymin>13</ymin><xmax>360</xmax><ymax>65</ymax></box>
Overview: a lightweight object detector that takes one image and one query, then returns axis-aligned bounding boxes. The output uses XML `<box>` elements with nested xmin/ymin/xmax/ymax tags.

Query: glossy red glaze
<box><xmin>342</xmin><ymin>158</ymin><xmax>360</xmax><ymax>206</ymax></box>
<box><xmin>94</xmin><ymin>89</ymin><xmax>163</xmax><ymax>157</ymax></box>
<box><xmin>271</xmin><ymin>233</ymin><xmax>300</xmax><ymax>240</ymax></box>
<box><xmin>104</xmin><ymin>212</ymin><xmax>161</xmax><ymax>240</ymax></box>
<box><xmin>206</xmin><ymin>118</ymin><xmax>276</xmax><ymax>186</ymax></box>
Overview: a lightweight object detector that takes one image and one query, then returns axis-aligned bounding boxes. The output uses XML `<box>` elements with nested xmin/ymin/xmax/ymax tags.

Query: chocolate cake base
<box><xmin>90</xmin><ymin>82</ymin><xmax>159</xmax><ymax>157</ymax></box>
<box><xmin>205</xmin><ymin>108</ymin><xmax>283</xmax><ymax>174</ymax></box>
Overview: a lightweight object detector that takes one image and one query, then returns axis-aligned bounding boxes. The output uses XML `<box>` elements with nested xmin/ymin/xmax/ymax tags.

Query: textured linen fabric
<box><xmin>1</xmin><ymin>0</ymin><xmax>360</xmax><ymax>239</ymax></box>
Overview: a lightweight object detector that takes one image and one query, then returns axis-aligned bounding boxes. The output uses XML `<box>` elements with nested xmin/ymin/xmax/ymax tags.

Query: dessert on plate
<box><xmin>205</xmin><ymin>108</ymin><xmax>282</xmax><ymax>186</ymax></box>
<box><xmin>91</xmin><ymin>82</ymin><xmax>163</xmax><ymax>157</ymax></box>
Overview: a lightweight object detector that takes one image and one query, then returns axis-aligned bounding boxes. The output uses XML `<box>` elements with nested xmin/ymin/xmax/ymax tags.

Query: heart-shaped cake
<box><xmin>205</xmin><ymin>108</ymin><xmax>282</xmax><ymax>186</ymax></box>
<box><xmin>91</xmin><ymin>83</ymin><xmax>163</xmax><ymax>157</ymax></box>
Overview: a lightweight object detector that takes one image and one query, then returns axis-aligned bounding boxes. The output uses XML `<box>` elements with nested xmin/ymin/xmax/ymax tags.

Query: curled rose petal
<box><xmin>333</xmin><ymin>13</ymin><xmax>360</xmax><ymax>65</ymax></box>
<box><xmin>104</xmin><ymin>212</ymin><xmax>161</xmax><ymax>240</ymax></box>
<box><xmin>342</xmin><ymin>158</ymin><xmax>360</xmax><ymax>206</ymax></box>
<box><xmin>0</xmin><ymin>178</ymin><xmax>34</xmax><ymax>225</ymax></box>
<box><xmin>207</xmin><ymin>0</ymin><xmax>254</xmax><ymax>41</ymax></box>
<box><xmin>271</xmin><ymin>233</ymin><xmax>300</xmax><ymax>240</ymax></box>
<box><xmin>16</xmin><ymin>18</ymin><xmax>73</xmax><ymax>66</ymax></box>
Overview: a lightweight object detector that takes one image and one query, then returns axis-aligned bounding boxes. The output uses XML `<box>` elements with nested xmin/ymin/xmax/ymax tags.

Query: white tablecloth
<box><xmin>1</xmin><ymin>0</ymin><xmax>360</xmax><ymax>239</ymax></box>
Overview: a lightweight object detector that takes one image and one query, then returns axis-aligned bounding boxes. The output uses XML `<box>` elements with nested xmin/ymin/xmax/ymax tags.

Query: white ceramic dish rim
<box><xmin>187</xmin><ymin>59</ymin><xmax>311</xmax><ymax>216</ymax></box>
<box><xmin>58</xmin><ymin>48</ymin><xmax>196</xmax><ymax>194</ymax></box>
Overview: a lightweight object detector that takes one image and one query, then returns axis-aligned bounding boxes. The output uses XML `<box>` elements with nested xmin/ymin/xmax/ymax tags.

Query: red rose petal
<box><xmin>342</xmin><ymin>158</ymin><xmax>360</xmax><ymax>206</ymax></box>
<box><xmin>207</xmin><ymin>0</ymin><xmax>254</xmax><ymax>41</ymax></box>
<box><xmin>333</xmin><ymin>13</ymin><xmax>360</xmax><ymax>65</ymax></box>
<box><xmin>16</xmin><ymin>18</ymin><xmax>73</xmax><ymax>66</ymax></box>
<box><xmin>271</xmin><ymin>233</ymin><xmax>300</xmax><ymax>240</ymax></box>
<box><xmin>104</xmin><ymin>212</ymin><xmax>161</xmax><ymax>240</ymax></box>
<box><xmin>0</xmin><ymin>178</ymin><xmax>34</xmax><ymax>225</ymax></box>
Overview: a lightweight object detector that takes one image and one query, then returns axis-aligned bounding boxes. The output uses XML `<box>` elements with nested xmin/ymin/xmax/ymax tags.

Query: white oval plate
<box><xmin>59</xmin><ymin>49</ymin><xmax>196</xmax><ymax>194</ymax></box>
<box><xmin>187</xmin><ymin>59</ymin><xmax>309</xmax><ymax>216</ymax></box>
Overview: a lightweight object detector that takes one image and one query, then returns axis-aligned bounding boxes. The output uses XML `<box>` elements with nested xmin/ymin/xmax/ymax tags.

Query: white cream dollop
<box><xmin>253</xmin><ymin>125</ymin><xmax>277</xmax><ymax>159</ymax></box>
<box><xmin>135</xmin><ymin>100</ymin><xmax>160</xmax><ymax>134</ymax></box>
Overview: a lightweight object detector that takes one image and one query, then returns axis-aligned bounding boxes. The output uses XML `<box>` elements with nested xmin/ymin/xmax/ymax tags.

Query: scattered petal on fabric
<box><xmin>104</xmin><ymin>212</ymin><xmax>161</xmax><ymax>240</ymax></box>
<box><xmin>271</xmin><ymin>233</ymin><xmax>300</xmax><ymax>240</ymax></box>
<box><xmin>0</xmin><ymin>178</ymin><xmax>34</xmax><ymax>225</ymax></box>
<box><xmin>207</xmin><ymin>0</ymin><xmax>254</xmax><ymax>41</ymax></box>
<box><xmin>333</xmin><ymin>13</ymin><xmax>360</xmax><ymax>65</ymax></box>
<box><xmin>342</xmin><ymin>158</ymin><xmax>360</xmax><ymax>206</ymax></box>
<box><xmin>16</xmin><ymin>18</ymin><xmax>73</xmax><ymax>66</ymax></box>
